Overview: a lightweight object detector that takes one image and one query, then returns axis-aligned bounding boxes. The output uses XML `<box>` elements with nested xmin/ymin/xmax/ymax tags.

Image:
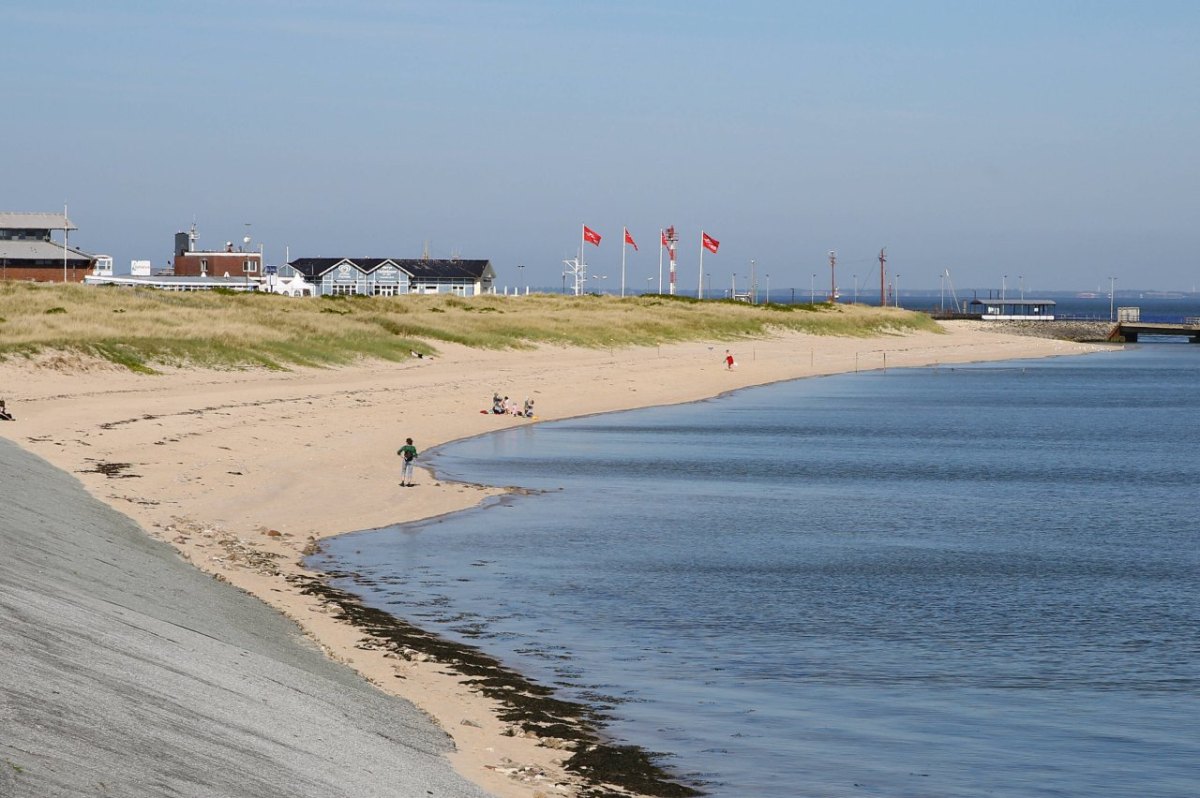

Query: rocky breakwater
<box><xmin>987</xmin><ymin>319</ymin><xmax>1117</xmax><ymax>342</ymax></box>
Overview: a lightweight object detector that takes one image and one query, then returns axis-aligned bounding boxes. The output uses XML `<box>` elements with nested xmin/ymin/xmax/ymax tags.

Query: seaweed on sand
<box><xmin>290</xmin><ymin>572</ymin><xmax>702</xmax><ymax>798</ymax></box>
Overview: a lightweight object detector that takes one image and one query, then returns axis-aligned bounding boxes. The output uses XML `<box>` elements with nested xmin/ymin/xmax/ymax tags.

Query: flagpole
<box><xmin>699</xmin><ymin>230</ymin><xmax>705</xmax><ymax>299</ymax></box>
<box><xmin>658</xmin><ymin>229</ymin><xmax>663</xmax><ymax>294</ymax></box>
<box><xmin>621</xmin><ymin>227</ymin><xmax>627</xmax><ymax>298</ymax></box>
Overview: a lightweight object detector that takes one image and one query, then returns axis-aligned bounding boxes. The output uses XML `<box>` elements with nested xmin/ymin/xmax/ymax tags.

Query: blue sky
<box><xmin>4</xmin><ymin>1</ymin><xmax>1198</xmax><ymax>292</ymax></box>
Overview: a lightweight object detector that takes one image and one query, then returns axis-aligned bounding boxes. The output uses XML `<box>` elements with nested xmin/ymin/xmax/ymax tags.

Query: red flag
<box><xmin>660</xmin><ymin>230</ymin><xmax>668</xmax><ymax>248</ymax></box>
<box><xmin>624</xmin><ymin>228</ymin><xmax>638</xmax><ymax>251</ymax></box>
<box><xmin>702</xmin><ymin>232</ymin><xmax>720</xmax><ymax>254</ymax></box>
<box><xmin>583</xmin><ymin>225</ymin><xmax>602</xmax><ymax>246</ymax></box>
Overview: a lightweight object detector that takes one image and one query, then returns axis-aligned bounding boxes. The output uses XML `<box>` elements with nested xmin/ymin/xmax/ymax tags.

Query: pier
<box><xmin>1110</xmin><ymin>320</ymin><xmax>1200</xmax><ymax>343</ymax></box>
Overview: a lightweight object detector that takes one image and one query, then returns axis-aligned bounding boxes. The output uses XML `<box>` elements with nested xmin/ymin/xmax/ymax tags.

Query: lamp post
<box><xmin>1019</xmin><ymin>274</ymin><xmax>1024</xmax><ymax>300</ymax></box>
<box><xmin>63</xmin><ymin>203</ymin><xmax>69</xmax><ymax>282</ymax></box>
<box><xmin>646</xmin><ymin>276</ymin><xmax>654</xmax><ymax>294</ymax></box>
<box><xmin>764</xmin><ymin>273</ymin><xmax>770</xmax><ymax>305</ymax></box>
<box><xmin>810</xmin><ymin>273</ymin><xmax>815</xmax><ymax>304</ymax></box>
<box><xmin>895</xmin><ymin>273</ymin><xmax>901</xmax><ymax>308</ymax></box>
<box><xmin>243</xmin><ymin>223</ymin><xmax>253</xmax><ymax>289</ymax></box>
<box><xmin>242</xmin><ymin>224</ymin><xmax>253</xmax><ymax>290</ymax></box>
<box><xmin>1109</xmin><ymin>276</ymin><xmax>1117</xmax><ymax>321</ymax></box>
<box><xmin>518</xmin><ymin>264</ymin><xmax>524</xmax><ymax>294</ymax></box>
<box><xmin>852</xmin><ymin>274</ymin><xmax>858</xmax><ymax>304</ymax></box>
<box><xmin>706</xmin><ymin>272</ymin><xmax>711</xmax><ymax>300</ymax></box>
<box><xmin>732</xmin><ymin>272</ymin><xmax>736</xmax><ymax>299</ymax></box>
<box><xmin>1002</xmin><ymin>274</ymin><xmax>1007</xmax><ymax>301</ymax></box>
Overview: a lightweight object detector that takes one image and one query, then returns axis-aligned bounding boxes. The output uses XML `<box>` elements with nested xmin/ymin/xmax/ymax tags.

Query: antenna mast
<box><xmin>562</xmin><ymin>257</ymin><xmax>586</xmax><ymax>296</ymax></box>
<box><xmin>878</xmin><ymin>247</ymin><xmax>887</xmax><ymax>306</ymax></box>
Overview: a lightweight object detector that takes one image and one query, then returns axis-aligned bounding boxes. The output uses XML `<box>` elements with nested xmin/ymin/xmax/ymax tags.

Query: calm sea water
<box><xmin>314</xmin><ymin>344</ymin><xmax>1199</xmax><ymax>798</ymax></box>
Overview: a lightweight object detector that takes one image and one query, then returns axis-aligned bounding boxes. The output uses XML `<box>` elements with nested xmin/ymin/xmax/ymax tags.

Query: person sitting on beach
<box><xmin>503</xmin><ymin>396</ymin><xmax>518</xmax><ymax>415</ymax></box>
<box><xmin>0</xmin><ymin>400</ymin><xmax>12</xmax><ymax>421</ymax></box>
<box><xmin>492</xmin><ymin>393</ymin><xmax>506</xmax><ymax>414</ymax></box>
<box><xmin>522</xmin><ymin>398</ymin><xmax>535</xmax><ymax>418</ymax></box>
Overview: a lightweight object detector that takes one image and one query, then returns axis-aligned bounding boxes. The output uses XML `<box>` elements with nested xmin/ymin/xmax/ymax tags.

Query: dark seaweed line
<box><xmin>290</xmin><ymin>571</ymin><xmax>702</xmax><ymax>798</ymax></box>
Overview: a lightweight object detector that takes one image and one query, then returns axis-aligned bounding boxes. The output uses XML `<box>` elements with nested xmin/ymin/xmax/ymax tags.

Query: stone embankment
<box><xmin>984</xmin><ymin>320</ymin><xmax>1116</xmax><ymax>342</ymax></box>
<box><xmin>0</xmin><ymin>440</ymin><xmax>490</xmax><ymax>798</ymax></box>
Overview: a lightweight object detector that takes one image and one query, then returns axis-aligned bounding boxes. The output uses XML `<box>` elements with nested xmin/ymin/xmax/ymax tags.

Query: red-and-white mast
<box><xmin>665</xmin><ymin>225</ymin><xmax>678</xmax><ymax>295</ymax></box>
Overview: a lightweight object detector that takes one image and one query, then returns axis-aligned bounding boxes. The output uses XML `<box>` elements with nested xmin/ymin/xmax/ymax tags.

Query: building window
<box><xmin>199</xmin><ymin>259</ymin><xmax>208</xmax><ymax>273</ymax></box>
<box><xmin>244</xmin><ymin>259</ymin><xmax>258</xmax><ymax>273</ymax></box>
<box><xmin>373</xmin><ymin>285</ymin><xmax>396</xmax><ymax>296</ymax></box>
<box><xmin>330</xmin><ymin>283</ymin><xmax>357</xmax><ymax>296</ymax></box>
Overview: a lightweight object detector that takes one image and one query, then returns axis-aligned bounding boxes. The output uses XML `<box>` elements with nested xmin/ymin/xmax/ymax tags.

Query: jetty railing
<box><xmin>1060</xmin><ymin>312</ymin><xmax>1196</xmax><ymax>324</ymax></box>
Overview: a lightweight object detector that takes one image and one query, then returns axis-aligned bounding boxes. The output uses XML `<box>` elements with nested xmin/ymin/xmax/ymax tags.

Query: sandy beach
<box><xmin>0</xmin><ymin>321</ymin><xmax>1108</xmax><ymax>797</ymax></box>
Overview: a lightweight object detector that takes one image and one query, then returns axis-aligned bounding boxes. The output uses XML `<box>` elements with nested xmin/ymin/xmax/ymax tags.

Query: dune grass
<box><xmin>0</xmin><ymin>281</ymin><xmax>940</xmax><ymax>373</ymax></box>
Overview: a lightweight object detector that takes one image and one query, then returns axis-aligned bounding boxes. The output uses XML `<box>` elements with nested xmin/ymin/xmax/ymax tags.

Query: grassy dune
<box><xmin>0</xmin><ymin>282</ymin><xmax>940</xmax><ymax>373</ymax></box>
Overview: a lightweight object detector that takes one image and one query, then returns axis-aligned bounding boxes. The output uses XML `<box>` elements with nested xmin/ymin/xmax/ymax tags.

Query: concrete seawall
<box><xmin>0</xmin><ymin>439</ymin><xmax>489</xmax><ymax>798</ymax></box>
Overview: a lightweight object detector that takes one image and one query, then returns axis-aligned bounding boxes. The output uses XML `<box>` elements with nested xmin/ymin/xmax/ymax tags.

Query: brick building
<box><xmin>171</xmin><ymin>225</ymin><xmax>262</xmax><ymax>278</ymax></box>
<box><xmin>0</xmin><ymin>212</ymin><xmax>94</xmax><ymax>282</ymax></box>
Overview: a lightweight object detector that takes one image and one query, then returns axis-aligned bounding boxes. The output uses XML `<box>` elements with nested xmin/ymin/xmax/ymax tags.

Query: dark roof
<box><xmin>968</xmin><ymin>298</ymin><xmax>1056</xmax><ymax>306</ymax></box>
<box><xmin>288</xmin><ymin>258</ymin><xmax>492</xmax><ymax>280</ymax></box>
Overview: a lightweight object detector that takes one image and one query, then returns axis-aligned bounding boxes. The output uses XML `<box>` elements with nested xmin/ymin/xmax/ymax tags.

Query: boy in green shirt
<box><xmin>397</xmin><ymin>437</ymin><xmax>418</xmax><ymax>487</ymax></box>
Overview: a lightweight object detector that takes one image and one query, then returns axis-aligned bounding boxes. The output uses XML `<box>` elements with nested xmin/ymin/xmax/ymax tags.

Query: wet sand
<box><xmin>0</xmin><ymin>322</ymin><xmax>1110</xmax><ymax>797</ymax></box>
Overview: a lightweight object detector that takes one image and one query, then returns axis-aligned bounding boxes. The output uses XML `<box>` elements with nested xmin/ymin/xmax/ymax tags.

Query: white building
<box><xmin>285</xmin><ymin>257</ymin><xmax>495</xmax><ymax>297</ymax></box>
